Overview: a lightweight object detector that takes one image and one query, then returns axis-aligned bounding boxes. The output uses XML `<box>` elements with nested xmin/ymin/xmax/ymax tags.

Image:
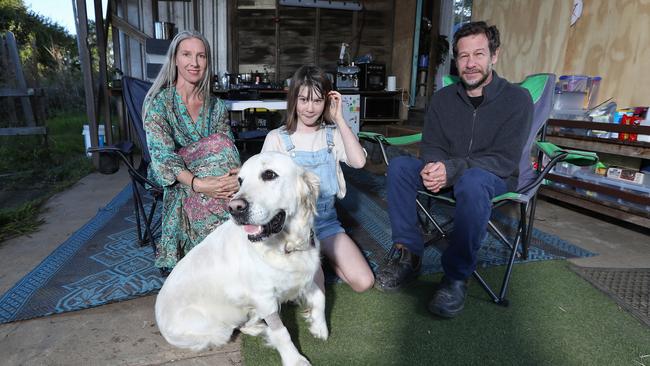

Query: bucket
<box><xmin>98</xmin><ymin>151</ymin><xmax>119</xmax><ymax>174</ymax></box>
<box><xmin>82</xmin><ymin>124</ymin><xmax>105</xmax><ymax>157</ymax></box>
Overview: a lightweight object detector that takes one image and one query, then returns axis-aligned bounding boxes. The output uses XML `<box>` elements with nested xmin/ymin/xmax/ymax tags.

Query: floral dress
<box><xmin>144</xmin><ymin>87</ymin><xmax>240</xmax><ymax>269</ymax></box>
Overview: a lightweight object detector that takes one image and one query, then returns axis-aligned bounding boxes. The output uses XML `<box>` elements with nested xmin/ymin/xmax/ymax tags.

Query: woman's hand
<box><xmin>194</xmin><ymin>168</ymin><xmax>240</xmax><ymax>199</ymax></box>
<box><xmin>326</xmin><ymin>91</ymin><xmax>345</xmax><ymax>125</ymax></box>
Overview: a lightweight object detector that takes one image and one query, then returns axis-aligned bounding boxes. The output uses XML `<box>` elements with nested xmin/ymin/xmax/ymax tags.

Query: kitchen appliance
<box><xmin>336</xmin><ymin>65</ymin><xmax>360</xmax><ymax>91</ymax></box>
<box><xmin>359</xmin><ymin>63</ymin><xmax>386</xmax><ymax>91</ymax></box>
<box><xmin>223</xmin><ymin>72</ymin><xmax>281</xmax><ymax>90</ymax></box>
<box><xmin>361</xmin><ymin>94</ymin><xmax>400</xmax><ymax>121</ymax></box>
<box><xmin>341</xmin><ymin>94</ymin><xmax>360</xmax><ymax>134</ymax></box>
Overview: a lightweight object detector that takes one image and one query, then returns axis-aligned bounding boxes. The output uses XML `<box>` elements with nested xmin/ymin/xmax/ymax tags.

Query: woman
<box><xmin>143</xmin><ymin>30</ymin><xmax>240</xmax><ymax>273</ymax></box>
<box><xmin>261</xmin><ymin>65</ymin><xmax>374</xmax><ymax>292</ymax></box>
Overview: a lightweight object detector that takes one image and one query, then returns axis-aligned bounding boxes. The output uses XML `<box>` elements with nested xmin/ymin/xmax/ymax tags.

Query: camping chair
<box><xmin>361</xmin><ymin>73</ymin><xmax>599</xmax><ymax>305</ymax></box>
<box><xmin>88</xmin><ymin>76</ymin><xmax>162</xmax><ymax>250</ymax></box>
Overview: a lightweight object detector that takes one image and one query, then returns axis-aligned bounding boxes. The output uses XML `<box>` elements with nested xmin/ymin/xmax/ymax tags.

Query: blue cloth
<box><xmin>280</xmin><ymin>127</ymin><xmax>344</xmax><ymax>240</ymax></box>
<box><xmin>387</xmin><ymin>156</ymin><xmax>507</xmax><ymax>280</ymax></box>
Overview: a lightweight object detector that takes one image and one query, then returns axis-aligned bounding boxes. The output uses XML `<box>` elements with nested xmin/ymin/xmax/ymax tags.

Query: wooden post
<box><xmin>109</xmin><ymin>0</ymin><xmax>126</xmax><ymax>142</ymax></box>
<box><xmin>0</xmin><ymin>35</ymin><xmax>19</xmax><ymax>125</ymax></box>
<box><xmin>192</xmin><ymin>0</ymin><xmax>200</xmax><ymax>32</ymax></box>
<box><xmin>94</xmin><ymin>0</ymin><xmax>113</xmax><ymax>145</ymax></box>
<box><xmin>217</xmin><ymin>0</ymin><xmax>228</xmax><ymax>76</ymax></box>
<box><xmin>73</xmin><ymin>0</ymin><xmax>99</xmax><ymax>167</ymax></box>
<box><xmin>152</xmin><ymin>0</ymin><xmax>159</xmax><ymax>24</ymax></box>
<box><xmin>6</xmin><ymin>32</ymin><xmax>35</xmax><ymax>126</ymax></box>
<box><xmin>275</xmin><ymin>4</ymin><xmax>280</xmax><ymax>81</ymax></box>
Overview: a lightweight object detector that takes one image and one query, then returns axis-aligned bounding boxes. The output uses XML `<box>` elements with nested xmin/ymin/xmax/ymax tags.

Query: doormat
<box><xmin>570</xmin><ymin>265</ymin><xmax>650</xmax><ymax>327</ymax></box>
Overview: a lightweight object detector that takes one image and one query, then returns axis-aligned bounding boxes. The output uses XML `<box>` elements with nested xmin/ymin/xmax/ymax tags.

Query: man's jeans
<box><xmin>387</xmin><ymin>156</ymin><xmax>508</xmax><ymax>280</ymax></box>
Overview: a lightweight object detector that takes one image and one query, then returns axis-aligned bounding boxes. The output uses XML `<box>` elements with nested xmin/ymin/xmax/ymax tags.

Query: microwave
<box><xmin>362</xmin><ymin>95</ymin><xmax>400</xmax><ymax>121</ymax></box>
<box><xmin>359</xmin><ymin>63</ymin><xmax>386</xmax><ymax>91</ymax></box>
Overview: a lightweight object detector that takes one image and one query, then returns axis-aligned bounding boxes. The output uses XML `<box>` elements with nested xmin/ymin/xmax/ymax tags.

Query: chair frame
<box><xmin>416</xmin><ymin>134</ymin><xmax>570</xmax><ymax>306</ymax></box>
<box><xmin>87</xmin><ymin>76</ymin><xmax>162</xmax><ymax>251</ymax></box>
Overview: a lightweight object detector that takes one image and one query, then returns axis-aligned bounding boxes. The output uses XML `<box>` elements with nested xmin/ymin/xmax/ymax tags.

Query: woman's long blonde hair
<box><xmin>143</xmin><ymin>30</ymin><xmax>213</xmax><ymax>122</ymax></box>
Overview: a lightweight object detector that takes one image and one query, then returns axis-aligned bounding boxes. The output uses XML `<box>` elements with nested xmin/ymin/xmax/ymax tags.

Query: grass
<box><xmin>0</xmin><ymin>112</ymin><xmax>95</xmax><ymax>242</ymax></box>
<box><xmin>242</xmin><ymin>260</ymin><xmax>650</xmax><ymax>366</ymax></box>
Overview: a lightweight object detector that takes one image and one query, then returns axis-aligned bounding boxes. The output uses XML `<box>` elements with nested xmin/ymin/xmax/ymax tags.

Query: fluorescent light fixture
<box><xmin>279</xmin><ymin>0</ymin><xmax>363</xmax><ymax>11</ymax></box>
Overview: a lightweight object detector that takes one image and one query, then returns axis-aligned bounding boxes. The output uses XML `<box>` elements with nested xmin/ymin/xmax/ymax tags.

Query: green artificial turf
<box><xmin>242</xmin><ymin>260</ymin><xmax>650</xmax><ymax>366</ymax></box>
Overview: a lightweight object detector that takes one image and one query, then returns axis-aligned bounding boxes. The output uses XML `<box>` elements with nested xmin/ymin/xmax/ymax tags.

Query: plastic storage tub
<box><xmin>553</xmin><ymin>75</ymin><xmax>602</xmax><ymax>111</ymax></box>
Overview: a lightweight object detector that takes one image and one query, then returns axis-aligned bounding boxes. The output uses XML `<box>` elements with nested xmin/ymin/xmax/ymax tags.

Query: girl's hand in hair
<box><xmin>326</xmin><ymin>91</ymin><xmax>345</xmax><ymax>125</ymax></box>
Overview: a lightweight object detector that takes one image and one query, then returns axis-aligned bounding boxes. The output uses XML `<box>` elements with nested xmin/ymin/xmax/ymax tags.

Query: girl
<box><xmin>261</xmin><ymin>65</ymin><xmax>374</xmax><ymax>293</ymax></box>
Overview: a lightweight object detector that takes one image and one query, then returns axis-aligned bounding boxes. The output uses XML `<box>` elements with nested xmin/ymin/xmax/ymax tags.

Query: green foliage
<box><xmin>0</xmin><ymin>0</ymin><xmax>99</xmax><ymax>119</ymax></box>
<box><xmin>0</xmin><ymin>111</ymin><xmax>94</xmax><ymax>242</ymax></box>
<box><xmin>0</xmin><ymin>0</ymin><xmax>78</xmax><ymax>75</ymax></box>
<box><xmin>0</xmin><ymin>199</ymin><xmax>45</xmax><ymax>242</ymax></box>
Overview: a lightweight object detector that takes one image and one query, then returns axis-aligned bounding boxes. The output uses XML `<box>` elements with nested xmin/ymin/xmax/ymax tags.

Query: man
<box><xmin>375</xmin><ymin>21</ymin><xmax>533</xmax><ymax>318</ymax></box>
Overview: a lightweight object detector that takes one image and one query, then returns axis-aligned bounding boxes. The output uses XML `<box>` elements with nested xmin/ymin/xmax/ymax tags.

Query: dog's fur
<box><xmin>155</xmin><ymin>152</ymin><xmax>326</xmax><ymax>366</ymax></box>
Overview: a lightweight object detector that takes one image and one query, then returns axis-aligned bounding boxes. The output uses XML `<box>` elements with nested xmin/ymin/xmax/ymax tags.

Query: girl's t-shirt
<box><xmin>261</xmin><ymin>126</ymin><xmax>350</xmax><ymax>198</ymax></box>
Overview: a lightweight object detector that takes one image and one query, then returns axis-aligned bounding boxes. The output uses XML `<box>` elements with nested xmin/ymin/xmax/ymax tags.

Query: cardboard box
<box><xmin>606</xmin><ymin>167</ymin><xmax>645</xmax><ymax>185</ymax></box>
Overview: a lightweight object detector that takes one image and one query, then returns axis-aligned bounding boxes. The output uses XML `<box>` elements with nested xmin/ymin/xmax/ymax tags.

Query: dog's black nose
<box><xmin>228</xmin><ymin>198</ymin><xmax>248</xmax><ymax>215</ymax></box>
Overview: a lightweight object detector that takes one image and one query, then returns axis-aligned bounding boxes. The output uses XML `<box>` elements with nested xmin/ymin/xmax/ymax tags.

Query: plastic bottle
<box><xmin>221</xmin><ymin>72</ymin><xmax>229</xmax><ymax>90</ymax></box>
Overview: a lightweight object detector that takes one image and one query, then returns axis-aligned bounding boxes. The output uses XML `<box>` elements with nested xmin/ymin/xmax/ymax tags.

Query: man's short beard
<box><xmin>461</xmin><ymin>63</ymin><xmax>492</xmax><ymax>91</ymax></box>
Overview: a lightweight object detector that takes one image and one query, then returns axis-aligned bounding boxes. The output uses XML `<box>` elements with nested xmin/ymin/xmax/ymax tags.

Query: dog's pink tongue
<box><xmin>244</xmin><ymin>225</ymin><xmax>262</xmax><ymax>235</ymax></box>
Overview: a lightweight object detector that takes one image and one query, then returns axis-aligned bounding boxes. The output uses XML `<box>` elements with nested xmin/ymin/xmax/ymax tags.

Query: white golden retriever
<box><xmin>155</xmin><ymin>152</ymin><xmax>327</xmax><ymax>366</ymax></box>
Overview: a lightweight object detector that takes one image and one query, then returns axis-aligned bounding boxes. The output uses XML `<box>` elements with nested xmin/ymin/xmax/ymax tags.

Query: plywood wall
<box><xmin>473</xmin><ymin>0</ymin><xmax>650</xmax><ymax>107</ymax></box>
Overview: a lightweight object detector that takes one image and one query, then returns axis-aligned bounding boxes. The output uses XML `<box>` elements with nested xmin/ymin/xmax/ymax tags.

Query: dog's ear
<box><xmin>299</xmin><ymin>170</ymin><xmax>320</xmax><ymax>215</ymax></box>
<box><xmin>284</xmin><ymin>169</ymin><xmax>320</xmax><ymax>253</ymax></box>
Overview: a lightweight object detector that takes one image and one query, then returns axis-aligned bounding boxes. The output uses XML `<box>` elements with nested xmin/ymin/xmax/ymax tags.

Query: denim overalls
<box><xmin>280</xmin><ymin>126</ymin><xmax>344</xmax><ymax>241</ymax></box>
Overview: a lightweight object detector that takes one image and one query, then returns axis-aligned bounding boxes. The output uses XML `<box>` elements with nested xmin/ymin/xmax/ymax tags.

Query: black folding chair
<box><xmin>89</xmin><ymin>76</ymin><xmax>162</xmax><ymax>250</ymax></box>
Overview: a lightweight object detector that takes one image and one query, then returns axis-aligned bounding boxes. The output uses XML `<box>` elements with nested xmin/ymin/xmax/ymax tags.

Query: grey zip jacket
<box><xmin>421</xmin><ymin>71</ymin><xmax>533</xmax><ymax>191</ymax></box>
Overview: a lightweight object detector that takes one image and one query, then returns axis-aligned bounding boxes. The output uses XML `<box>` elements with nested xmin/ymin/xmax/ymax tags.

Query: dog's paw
<box><xmin>240</xmin><ymin>321</ymin><xmax>266</xmax><ymax>336</ymax></box>
<box><xmin>308</xmin><ymin>318</ymin><xmax>328</xmax><ymax>340</ymax></box>
<box><xmin>284</xmin><ymin>355</ymin><xmax>311</xmax><ymax>366</ymax></box>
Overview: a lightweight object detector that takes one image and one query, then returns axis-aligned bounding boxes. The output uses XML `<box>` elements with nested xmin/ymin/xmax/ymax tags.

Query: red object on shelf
<box><xmin>627</xmin><ymin>115</ymin><xmax>642</xmax><ymax>142</ymax></box>
<box><xmin>618</xmin><ymin>115</ymin><xmax>642</xmax><ymax>141</ymax></box>
<box><xmin>619</xmin><ymin>115</ymin><xmax>630</xmax><ymax>141</ymax></box>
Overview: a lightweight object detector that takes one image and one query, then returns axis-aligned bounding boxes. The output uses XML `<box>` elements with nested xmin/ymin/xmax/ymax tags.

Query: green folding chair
<box><xmin>360</xmin><ymin>73</ymin><xmax>599</xmax><ymax>305</ymax></box>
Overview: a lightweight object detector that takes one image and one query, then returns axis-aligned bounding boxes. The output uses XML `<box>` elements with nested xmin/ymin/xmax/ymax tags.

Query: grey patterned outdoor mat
<box><xmin>570</xmin><ymin>266</ymin><xmax>650</xmax><ymax>327</ymax></box>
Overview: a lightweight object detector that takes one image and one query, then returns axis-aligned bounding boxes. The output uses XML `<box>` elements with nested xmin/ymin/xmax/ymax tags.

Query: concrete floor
<box><xmin>0</xmin><ymin>162</ymin><xmax>648</xmax><ymax>365</ymax></box>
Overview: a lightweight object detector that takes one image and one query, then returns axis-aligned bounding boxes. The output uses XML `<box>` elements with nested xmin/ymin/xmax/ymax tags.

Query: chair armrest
<box><xmin>87</xmin><ymin>142</ymin><xmax>134</xmax><ymax>156</ymax></box>
<box><xmin>357</xmin><ymin>131</ymin><xmax>422</xmax><ymax>146</ymax></box>
<box><xmin>384</xmin><ymin>133</ymin><xmax>422</xmax><ymax>146</ymax></box>
<box><xmin>536</xmin><ymin>141</ymin><xmax>598</xmax><ymax>166</ymax></box>
<box><xmin>87</xmin><ymin>144</ymin><xmax>161</xmax><ymax>193</ymax></box>
<box><xmin>358</xmin><ymin>131</ymin><xmax>387</xmax><ymax>143</ymax></box>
